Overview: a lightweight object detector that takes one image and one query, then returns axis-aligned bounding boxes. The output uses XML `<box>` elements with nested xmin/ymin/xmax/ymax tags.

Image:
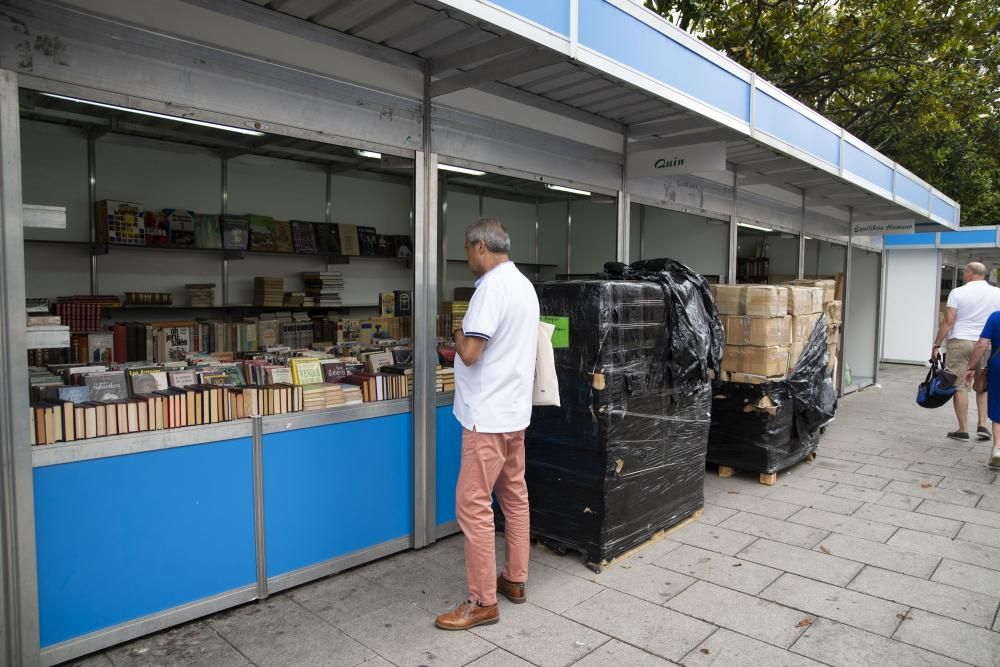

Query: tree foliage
<box><xmin>645</xmin><ymin>0</ymin><xmax>1000</xmax><ymax>226</ymax></box>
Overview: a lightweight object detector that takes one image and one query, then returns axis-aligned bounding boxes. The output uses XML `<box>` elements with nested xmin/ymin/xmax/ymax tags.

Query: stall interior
<box><xmin>21</xmin><ymin>88</ymin><xmax>422</xmax><ymax>445</ymax></box>
<box><xmin>735</xmin><ymin>223</ymin><xmax>802</xmax><ymax>285</ymax></box>
<box><xmin>629</xmin><ymin>204</ymin><xmax>728</xmax><ymax>282</ymax></box>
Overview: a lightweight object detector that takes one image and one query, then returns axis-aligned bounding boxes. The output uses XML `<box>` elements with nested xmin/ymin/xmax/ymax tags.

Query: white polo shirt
<box><xmin>454</xmin><ymin>261</ymin><xmax>540</xmax><ymax>433</ymax></box>
<box><xmin>947</xmin><ymin>280</ymin><xmax>1000</xmax><ymax>340</ymax></box>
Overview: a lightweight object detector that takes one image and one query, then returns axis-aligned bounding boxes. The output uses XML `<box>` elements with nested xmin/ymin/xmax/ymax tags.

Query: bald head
<box><xmin>964</xmin><ymin>262</ymin><xmax>987</xmax><ymax>281</ymax></box>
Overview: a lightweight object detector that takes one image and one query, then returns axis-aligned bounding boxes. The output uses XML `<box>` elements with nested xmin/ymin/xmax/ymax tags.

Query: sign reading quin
<box><xmin>629</xmin><ymin>141</ymin><xmax>727</xmax><ymax>179</ymax></box>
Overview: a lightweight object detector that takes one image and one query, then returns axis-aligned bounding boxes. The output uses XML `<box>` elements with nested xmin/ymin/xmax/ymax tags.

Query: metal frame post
<box><xmin>639</xmin><ymin>203</ymin><xmax>646</xmax><ymax>260</ymax></box>
<box><xmin>565</xmin><ymin>200</ymin><xmax>572</xmax><ymax>274</ymax></box>
<box><xmin>87</xmin><ymin>131</ymin><xmax>98</xmax><ymax>295</ymax></box>
<box><xmin>728</xmin><ymin>167</ymin><xmax>738</xmax><ymax>283</ymax></box>
<box><xmin>617</xmin><ymin>133</ymin><xmax>630</xmax><ymax>262</ymax></box>
<box><xmin>251</xmin><ymin>415</ymin><xmax>267</xmax><ymax>600</ymax></box>
<box><xmin>839</xmin><ymin>208</ymin><xmax>854</xmax><ymax>395</ymax></box>
<box><xmin>0</xmin><ymin>68</ymin><xmax>41</xmax><ymax>667</ymax></box>
<box><xmin>874</xmin><ymin>250</ymin><xmax>885</xmax><ymax>384</ymax></box>
<box><xmin>221</xmin><ymin>155</ymin><xmax>230</xmax><ymax>306</ymax></box>
<box><xmin>798</xmin><ymin>190</ymin><xmax>806</xmax><ymax>279</ymax></box>
<box><xmin>413</xmin><ymin>63</ymin><xmax>439</xmax><ymax>549</ymax></box>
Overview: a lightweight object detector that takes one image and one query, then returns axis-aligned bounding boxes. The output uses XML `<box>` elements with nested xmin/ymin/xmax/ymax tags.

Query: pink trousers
<box><xmin>455</xmin><ymin>427</ymin><xmax>530</xmax><ymax>606</ymax></box>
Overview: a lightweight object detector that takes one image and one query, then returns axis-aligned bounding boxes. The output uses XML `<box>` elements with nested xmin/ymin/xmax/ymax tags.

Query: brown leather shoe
<box><xmin>434</xmin><ymin>600</ymin><xmax>499</xmax><ymax>630</ymax></box>
<box><xmin>497</xmin><ymin>574</ymin><xmax>526</xmax><ymax>604</ymax></box>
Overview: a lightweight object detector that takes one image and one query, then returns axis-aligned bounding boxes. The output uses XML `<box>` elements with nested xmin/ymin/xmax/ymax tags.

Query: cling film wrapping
<box><xmin>513</xmin><ymin>258</ymin><xmax>723</xmax><ymax>568</ymax></box>
<box><xmin>707</xmin><ymin>314</ymin><xmax>838</xmax><ymax>474</ymax></box>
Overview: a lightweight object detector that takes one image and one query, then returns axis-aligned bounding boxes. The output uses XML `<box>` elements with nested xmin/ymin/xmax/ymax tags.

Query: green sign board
<box><xmin>540</xmin><ymin>316</ymin><xmax>570</xmax><ymax>349</ymax></box>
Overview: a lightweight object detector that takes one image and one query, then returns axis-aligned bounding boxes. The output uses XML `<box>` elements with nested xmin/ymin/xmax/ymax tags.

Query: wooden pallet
<box><xmin>718</xmin><ymin>452</ymin><xmax>817</xmax><ymax>486</ymax></box>
<box><xmin>586</xmin><ymin>508</ymin><xmax>704</xmax><ymax>573</ymax></box>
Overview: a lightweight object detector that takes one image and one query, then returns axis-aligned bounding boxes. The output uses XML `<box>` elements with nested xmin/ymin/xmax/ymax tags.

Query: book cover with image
<box><xmin>357</xmin><ymin>226</ymin><xmax>378</xmax><ymax>257</ymax></box>
<box><xmin>338</xmin><ymin>224</ymin><xmax>360</xmax><ymax>256</ymax></box>
<box><xmin>221</xmin><ymin>215</ymin><xmax>250</xmax><ymax>251</ymax></box>
<box><xmin>194</xmin><ymin>214</ymin><xmax>222</xmax><ymax>249</ymax></box>
<box><xmin>84</xmin><ymin>371</ymin><xmax>129</xmax><ymax>401</ymax></box>
<box><xmin>273</xmin><ymin>220</ymin><xmax>294</xmax><ymax>252</ymax></box>
<box><xmin>164</xmin><ymin>209</ymin><xmax>196</xmax><ymax>246</ymax></box>
<box><xmin>143</xmin><ymin>211</ymin><xmax>169</xmax><ymax>247</ymax></box>
<box><xmin>395</xmin><ymin>235</ymin><xmax>413</xmax><ymax>258</ymax></box>
<box><xmin>316</xmin><ymin>223</ymin><xmax>342</xmax><ymax>254</ymax></box>
<box><xmin>88</xmin><ymin>332</ymin><xmax>114</xmax><ymax>363</ymax></box>
<box><xmin>290</xmin><ymin>221</ymin><xmax>318</xmax><ymax>254</ymax></box>
<box><xmin>248</xmin><ymin>215</ymin><xmax>276</xmax><ymax>251</ymax></box>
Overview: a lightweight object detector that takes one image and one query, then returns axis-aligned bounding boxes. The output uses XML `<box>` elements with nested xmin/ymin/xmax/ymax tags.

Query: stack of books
<box><xmin>301</xmin><ymin>383</ymin><xmax>346</xmax><ymax>410</ymax></box>
<box><xmin>436</xmin><ymin>367</ymin><xmax>455</xmax><ymax>392</ymax></box>
<box><xmin>303</xmin><ymin>271</ymin><xmax>344</xmax><ymax>307</ymax></box>
<box><xmin>340</xmin><ymin>384</ymin><xmax>363</xmax><ymax>405</ymax></box>
<box><xmin>283</xmin><ymin>291</ymin><xmax>306</xmax><ymax>308</ymax></box>
<box><xmin>185</xmin><ymin>283</ymin><xmax>215</xmax><ymax>307</ymax></box>
<box><xmin>253</xmin><ymin>277</ymin><xmax>285</xmax><ymax>307</ymax></box>
<box><xmin>441</xmin><ymin>301</ymin><xmax>469</xmax><ymax>333</ymax></box>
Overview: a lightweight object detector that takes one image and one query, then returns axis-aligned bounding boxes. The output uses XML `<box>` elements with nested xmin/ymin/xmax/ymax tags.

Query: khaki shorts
<box><xmin>946</xmin><ymin>339</ymin><xmax>987</xmax><ymax>391</ymax></box>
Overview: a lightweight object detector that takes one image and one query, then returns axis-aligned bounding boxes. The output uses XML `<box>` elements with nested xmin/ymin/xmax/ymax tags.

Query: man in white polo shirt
<box><xmin>435</xmin><ymin>218</ymin><xmax>539</xmax><ymax>631</ymax></box>
<box><xmin>932</xmin><ymin>262</ymin><xmax>1000</xmax><ymax>441</ymax></box>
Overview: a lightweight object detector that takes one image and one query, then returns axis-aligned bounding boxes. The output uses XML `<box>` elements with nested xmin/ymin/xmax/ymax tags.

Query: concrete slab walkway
<box><xmin>67</xmin><ymin>364</ymin><xmax>1000</xmax><ymax>666</ymax></box>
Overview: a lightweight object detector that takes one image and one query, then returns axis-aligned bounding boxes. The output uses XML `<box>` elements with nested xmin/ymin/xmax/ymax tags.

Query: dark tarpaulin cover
<box><xmin>707</xmin><ymin>314</ymin><xmax>838</xmax><ymax>473</ymax></box>
<box><xmin>519</xmin><ymin>259</ymin><xmax>723</xmax><ymax>568</ymax></box>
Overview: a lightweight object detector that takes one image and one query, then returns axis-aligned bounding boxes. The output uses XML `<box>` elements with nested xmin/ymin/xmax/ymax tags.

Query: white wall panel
<box><xmin>846</xmin><ymin>246</ymin><xmax>880</xmax><ymax>380</ymax></box>
<box><xmin>641</xmin><ymin>206</ymin><xmax>728</xmax><ymax>278</ymax></box>
<box><xmin>569</xmin><ymin>200</ymin><xmax>616</xmax><ymax>274</ymax></box>
<box><xmin>882</xmin><ymin>248</ymin><xmax>940</xmax><ymax>364</ymax></box>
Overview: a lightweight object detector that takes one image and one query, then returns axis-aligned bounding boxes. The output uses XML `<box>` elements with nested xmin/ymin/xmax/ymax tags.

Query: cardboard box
<box><xmin>788</xmin><ymin>341</ymin><xmax>806</xmax><ymax>369</ymax></box>
<box><xmin>789</xmin><ymin>278</ymin><xmax>836</xmax><ymax>304</ymax></box>
<box><xmin>724</xmin><ymin>371</ymin><xmax>771</xmax><ymax>385</ymax></box>
<box><xmin>724</xmin><ymin>315</ymin><xmax>792</xmax><ymax>347</ymax></box>
<box><xmin>827</xmin><ymin>342</ymin><xmax>839</xmax><ymax>367</ymax></box>
<box><xmin>721</xmin><ymin>345</ymin><xmax>790</xmax><ymax>377</ymax></box>
<box><xmin>713</xmin><ymin>284</ymin><xmax>743</xmax><ymax>315</ymax></box>
<box><xmin>791</xmin><ymin>313</ymin><xmax>822</xmax><ymax>342</ymax></box>
<box><xmin>825</xmin><ymin>299</ymin><xmax>842</xmax><ymax>324</ymax></box>
<box><xmin>827</xmin><ymin>323</ymin><xmax>842</xmax><ymax>345</ymax></box>
<box><xmin>743</xmin><ymin>285</ymin><xmax>787</xmax><ymax>317</ymax></box>
<box><xmin>786</xmin><ymin>286</ymin><xmax>823</xmax><ymax>315</ymax></box>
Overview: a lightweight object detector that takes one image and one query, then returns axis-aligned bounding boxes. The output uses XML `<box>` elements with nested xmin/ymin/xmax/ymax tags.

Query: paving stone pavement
<box><xmin>67</xmin><ymin>365</ymin><xmax>1000</xmax><ymax>667</ymax></box>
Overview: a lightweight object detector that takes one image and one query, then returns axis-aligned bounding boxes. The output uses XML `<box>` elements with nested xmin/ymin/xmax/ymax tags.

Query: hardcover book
<box><xmin>320</xmin><ymin>361</ymin><xmax>349</xmax><ymax>383</ymax></box>
<box><xmin>290</xmin><ymin>221</ymin><xmax>318</xmax><ymax>254</ymax></box>
<box><xmin>375</xmin><ymin>234</ymin><xmax>396</xmax><ymax>258</ymax></box>
<box><xmin>315</xmin><ymin>223</ymin><xmax>342</xmax><ymax>254</ymax></box>
<box><xmin>357</xmin><ymin>226</ymin><xmax>378</xmax><ymax>257</ymax></box>
<box><xmin>273</xmin><ymin>220</ymin><xmax>294</xmax><ymax>252</ymax></box>
<box><xmin>248</xmin><ymin>215</ymin><xmax>276</xmax><ymax>251</ymax></box>
<box><xmin>167</xmin><ymin>370</ymin><xmax>197</xmax><ymax>388</ymax></box>
<box><xmin>338</xmin><ymin>224</ymin><xmax>361</xmax><ymax>256</ymax></box>
<box><xmin>88</xmin><ymin>332</ymin><xmax>114</xmax><ymax>364</ymax></box>
<box><xmin>194</xmin><ymin>214</ymin><xmax>222</xmax><ymax>249</ymax></box>
<box><xmin>143</xmin><ymin>210</ymin><xmax>169</xmax><ymax>247</ymax></box>
<box><xmin>221</xmin><ymin>215</ymin><xmax>250</xmax><ymax>251</ymax></box>
<box><xmin>127</xmin><ymin>368</ymin><xmax>169</xmax><ymax>395</ymax></box>
<box><xmin>164</xmin><ymin>209</ymin><xmax>196</xmax><ymax>246</ymax></box>
<box><xmin>395</xmin><ymin>235</ymin><xmax>413</xmax><ymax>258</ymax></box>
<box><xmin>97</xmin><ymin>200</ymin><xmax>145</xmax><ymax>246</ymax></box>
<box><xmin>84</xmin><ymin>371</ymin><xmax>128</xmax><ymax>401</ymax></box>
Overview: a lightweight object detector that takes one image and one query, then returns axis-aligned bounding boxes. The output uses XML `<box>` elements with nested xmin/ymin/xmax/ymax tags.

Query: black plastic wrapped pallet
<box><xmin>707</xmin><ymin>314</ymin><xmax>838</xmax><ymax>474</ymax></box>
<box><xmin>519</xmin><ymin>259</ymin><xmax>723</xmax><ymax>568</ymax></box>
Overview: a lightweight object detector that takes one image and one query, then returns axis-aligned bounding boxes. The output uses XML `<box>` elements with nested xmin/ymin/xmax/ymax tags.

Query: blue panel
<box><xmin>579</xmin><ymin>0</ymin><xmax>750</xmax><ymax>121</ymax></box>
<box><xmin>939</xmin><ymin>229</ymin><xmax>996</xmax><ymax>246</ymax></box>
<box><xmin>264</xmin><ymin>414</ymin><xmax>413</xmax><ymax>577</ymax></box>
<box><xmin>755</xmin><ymin>92</ymin><xmax>840</xmax><ymax>165</ymax></box>
<box><xmin>490</xmin><ymin>0</ymin><xmax>570</xmax><ymax>35</ymax></box>
<box><xmin>931</xmin><ymin>194</ymin><xmax>956</xmax><ymax>223</ymax></box>
<box><xmin>884</xmin><ymin>232</ymin><xmax>937</xmax><ymax>247</ymax></box>
<box><xmin>843</xmin><ymin>143</ymin><xmax>893</xmax><ymax>192</ymax></box>
<box><xmin>435</xmin><ymin>405</ymin><xmax>463</xmax><ymax>526</ymax></box>
<box><xmin>896</xmin><ymin>172</ymin><xmax>929</xmax><ymax>208</ymax></box>
<box><xmin>34</xmin><ymin>439</ymin><xmax>256</xmax><ymax>647</ymax></box>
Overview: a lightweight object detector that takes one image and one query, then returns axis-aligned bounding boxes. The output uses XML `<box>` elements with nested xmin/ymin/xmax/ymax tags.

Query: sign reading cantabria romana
<box><xmin>628</xmin><ymin>141</ymin><xmax>727</xmax><ymax>178</ymax></box>
<box><xmin>851</xmin><ymin>220</ymin><xmax>915</xmax><ymax>235</ymax></box>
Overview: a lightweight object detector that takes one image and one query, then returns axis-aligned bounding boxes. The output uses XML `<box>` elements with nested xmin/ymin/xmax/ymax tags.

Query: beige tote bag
<box><xmin>533</xmin><ymin>321</ymin><xmax>560</xmax><ymax>407</ymax></box>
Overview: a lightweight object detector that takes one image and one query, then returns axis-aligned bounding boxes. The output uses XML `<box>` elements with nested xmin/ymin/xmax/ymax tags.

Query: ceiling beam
<box><xmin>629</xmin><ymin>128</ymin><xmax>738</xmax><ymax>152</ymax></box>
<box><xmin>628</xmin><ymin>115</ymin><xmax>716</xmax><ymax>138</ymax></box>
<box><xmin>737</xmin><ymin>171</ymin><xmax>823</xmax><ymax>187</ymax></box>
<box><xmin>429</xmin><ymin>48</ymin><xmax>565</xmax><ymax>97</ymax></box>
<box><xmin>477</xmin><ymin>82</ymin><xmax>622</xmax><ymax>133</ymax></box>
<box><xmin>429</xmin><ymin>34</ymin><xmax>525</xmax><ymax>75</ymax></box>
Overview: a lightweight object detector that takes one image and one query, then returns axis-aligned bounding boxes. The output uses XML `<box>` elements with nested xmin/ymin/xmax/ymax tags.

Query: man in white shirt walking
<box><xmin>435</xmin><ymin>218</ymin><xmax>539</xmax><ymax>631</ymax></box>
<box><xmin>932</xmin><ymin>262</ymin><xmax>1000</xmax><ymax>441</ymax></box>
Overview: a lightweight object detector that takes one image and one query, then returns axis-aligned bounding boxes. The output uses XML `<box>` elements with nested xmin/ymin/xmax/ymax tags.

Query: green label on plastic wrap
<box><xmin>540</xmin><ymin>316</ymin><xmax>570</xmax><ymax>348</ymax></box>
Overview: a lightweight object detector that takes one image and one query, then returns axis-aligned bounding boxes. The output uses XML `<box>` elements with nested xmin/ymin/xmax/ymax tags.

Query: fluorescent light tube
<box><xmin>545</xmin><ymin>184</ymin><xmax>592</xmax><ymax>196</ymax></box>
<box><xmin>439</xmin><ymin>164</ymin><xmax>486</xmax><ymax>176</ymax></box>
<box><xmin>737</xmin><ymin>222</ymin><xmax>772</xmax><ymax>232</ymax></box>
<box><xmin>355</xmin><ymin>150</ymin><xmax>382</xmax><ymax>159</ymax></box>
<box><xmin>41</xmin><ymin>93</ymin><xmax>265</xmax><ymax>136</ymax></box>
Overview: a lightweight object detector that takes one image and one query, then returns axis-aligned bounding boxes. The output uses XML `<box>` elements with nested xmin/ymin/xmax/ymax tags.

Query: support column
<box><xmin>728</xmin><ymin>167</ymin><xmax>738</xmax><ymax>284</ymax></box>
<box><xmin>617</xmin><ymin>133</ymin><xmax>630</xmax><ymax>263</ymax></box>
<box><xmin>87</xmin><ymin>131</ymin><xmax>98</xmax><ymax>295</ymax></box>
<box><xmin>839</xmin><ymin>208</ymin><xmax>854</xmax><ymax>395</ymax></box>
<box><xmin>0</xmin><ymin>68</ymin><xmax>41</xmax><ymax>667</ymax></box>
<box><xmin>798</xmin><ymin>190</ymin><xmax>806</xmax><ymax>279</ymax></box>
<box><xmin>221</xmin><ymin>155</ymin><xmax>230</xmax><ymax>306</ymax></box>
<box><xmin>413</xmin><ymin>64</ymin><xmax>439</xmax><ymax>549</ymax></box>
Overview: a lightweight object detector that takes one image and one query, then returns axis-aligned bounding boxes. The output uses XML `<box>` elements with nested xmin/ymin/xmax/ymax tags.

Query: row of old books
<box><xmin>30</xmin><ymin>383</ymin><xmax>304</xmax><ymax>446</ymax></box>
<box><xmin>96</xmin><ymin>200</ymin><xmax>412</xmax><ymax>257</ymax></box>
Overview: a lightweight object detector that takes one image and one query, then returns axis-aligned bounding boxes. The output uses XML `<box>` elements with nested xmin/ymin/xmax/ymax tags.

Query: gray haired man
<box><xmin>932</xmin><ymin>262</ymin><xmax>1000</xmax><ymax>441</ymax></box>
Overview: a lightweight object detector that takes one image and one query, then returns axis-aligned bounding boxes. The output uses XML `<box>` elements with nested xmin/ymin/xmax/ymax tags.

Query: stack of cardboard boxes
<box><xmin>712</xmin><ymin>279</ymin><xmax>841</xmax><ymax>384</ymax></box>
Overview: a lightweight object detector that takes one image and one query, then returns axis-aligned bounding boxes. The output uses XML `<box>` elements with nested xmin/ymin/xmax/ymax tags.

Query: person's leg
<box><xmin>454</xmin><ymin>429</ymin><xmax>505</xmax><ymax>606</ymax></box>
<box><xmin>954</xmin><ymin>390</ymin><xmax>969</xmax><ymax>433</ymax></box>
<box><xmin>991</xmin><ymin>420</ymin><xmax>1000</xmax><ymax>467</ymax></box>
<box><xmin>977</xmin><ymin>387</ymin><xmax>989</xmax><ymax>430</ymax></box>
<box><xmin>493</xmin><ymin>430</ymin><xmax>530</xmax><ymax>586</ymax></box>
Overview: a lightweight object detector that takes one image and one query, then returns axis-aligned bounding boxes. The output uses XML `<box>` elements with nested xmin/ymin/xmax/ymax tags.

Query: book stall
<box><xmin>0</xmin><ymin>1</ymin><xmax>949</xmax><ymax>664</ymax></box>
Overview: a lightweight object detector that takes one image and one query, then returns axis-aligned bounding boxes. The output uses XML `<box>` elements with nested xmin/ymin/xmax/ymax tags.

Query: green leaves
<box><xmin>645</xmin><ymin>0</ymin><xmax>1000</xmax><ymax>225</ymax></box>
